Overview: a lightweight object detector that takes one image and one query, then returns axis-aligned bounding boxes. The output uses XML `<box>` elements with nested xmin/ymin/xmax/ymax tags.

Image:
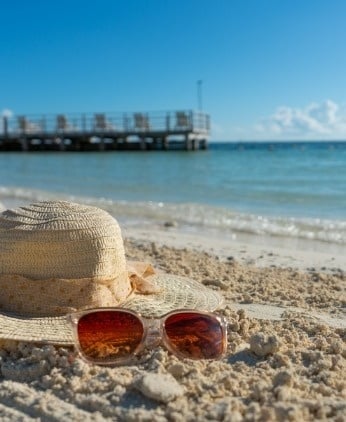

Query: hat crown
<box><xmin>0</xmin><ymin>201</ymin><xmax>126</xmax><ymax>280</ymax></box>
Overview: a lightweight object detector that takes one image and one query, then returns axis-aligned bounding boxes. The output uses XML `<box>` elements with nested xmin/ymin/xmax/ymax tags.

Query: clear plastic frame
<box><xmin>68</xmin><ymin>308</ymin><xmax>228</xmax><ymax>365</ymax></box>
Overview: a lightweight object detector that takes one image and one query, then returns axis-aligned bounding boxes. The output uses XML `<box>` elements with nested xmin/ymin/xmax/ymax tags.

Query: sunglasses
<box><xmin>68</xmin><ymin>308</ymin><xmax>228</xmax><ymax>365</ymax></box>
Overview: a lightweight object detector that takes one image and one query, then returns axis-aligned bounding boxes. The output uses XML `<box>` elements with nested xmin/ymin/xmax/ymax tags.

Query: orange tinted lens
<box><xmin>77</xmin><ymin>310</ymin><xmax>144</xmax><ymax>363</ymax></box>
<box><xmin>164</xmin><ymin>312</ymin><xmax>225</xmax><ymax>359</ymax></box>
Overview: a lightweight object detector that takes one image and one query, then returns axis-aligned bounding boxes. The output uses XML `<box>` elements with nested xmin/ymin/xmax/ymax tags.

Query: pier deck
<box><xmin>0</xmin><ymin>110</ymin><xmax>210</xmax><ymax>152</ymax></box>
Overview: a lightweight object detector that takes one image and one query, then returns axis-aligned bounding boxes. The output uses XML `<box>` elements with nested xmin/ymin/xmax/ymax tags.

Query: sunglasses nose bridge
<box><xmin>143</xmin><ymin>319</ymin><xmax>162</xmax><ymax>348</ymax></box>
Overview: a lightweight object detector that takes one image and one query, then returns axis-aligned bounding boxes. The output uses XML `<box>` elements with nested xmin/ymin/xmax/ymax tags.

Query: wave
<box><xmin>0</xmin><ymin>185</ymin><xmax>345</xmax><ymax>244</ymax></box>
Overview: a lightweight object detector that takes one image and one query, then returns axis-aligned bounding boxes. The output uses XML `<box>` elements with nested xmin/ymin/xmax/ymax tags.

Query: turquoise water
<box><xmin>1</xmin><ymin>142</ymin><xmax>345</xmax><ymax>244</ymax></box>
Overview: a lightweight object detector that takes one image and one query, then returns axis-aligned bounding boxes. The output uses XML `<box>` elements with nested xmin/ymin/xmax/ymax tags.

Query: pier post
<box><xmin>59</xmin><ymin>138</ymin><xmax>65</xmax><ymax>151</ymax></box>
<box><xmin>74</xmin><ymin>139</ymin><xmax>80</xmax><ymax>151</ymax></box>
<box><xmin>185</xmin><ymin>134</ymin><xmax>192</xmax><ymax>151</ymax></box>
<box><xmin>41</xmin><ymin>116</ymin><xmax>46</xmax><ymax>132</ymax></box>
<box><xmin>82</xmin><ymin>114</ymin><xmax>86</xmax><ymax>132</ymax></box>
<box><xmin>3</xmin><ymin>116</ymin><xmax>8</xmax><ymax>139</ymax></box>
<box><xmin>200</xmin><ymin>139</ymin><xmax>207</xmax><ymax>150</ymax></box>
<box><xmin>20</xmin><ymin>138</ymin><xmax>28</xmax><ymax>151</ymax></box>
<box><xmin>162</xmin><ymin>136</ymin><xmax>168</xmax><ymax>150</ymax></box>
<box><xmin>140</xmin><ymin>137</ymin><xmax>147</xmax><ymax>150</ymax></box>
<box><xmin>123</xmin><ymin>114</ymin><xmax>129</xmax><ymax>132</ymax></box>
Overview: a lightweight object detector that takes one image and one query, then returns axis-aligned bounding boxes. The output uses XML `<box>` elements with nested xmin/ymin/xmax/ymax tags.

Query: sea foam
<box><xmin>1</xmin><ymin>186</ymin><xmax>345</xmax><ymax>245</ymax></box>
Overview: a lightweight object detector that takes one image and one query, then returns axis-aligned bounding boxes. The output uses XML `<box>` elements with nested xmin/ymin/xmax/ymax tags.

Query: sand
<box><xmin>0</xmin><ymin>234</ymin><xmax>345</xmax><ymax>421</ymax></box>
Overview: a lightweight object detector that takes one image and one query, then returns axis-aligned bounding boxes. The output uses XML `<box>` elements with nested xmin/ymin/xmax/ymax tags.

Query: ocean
<box><xmin>0</xmin><ymin>141</ymin><xmax>345</xmax><ymax>247</ymax></box>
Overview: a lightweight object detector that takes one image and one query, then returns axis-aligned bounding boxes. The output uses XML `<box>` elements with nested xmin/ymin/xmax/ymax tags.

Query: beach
<box><xmin>0</xmin><ymin>228</ymin><xmax>345</xmax><ymax>421</ymax></box>
<box><xmin>2</xmin><ymin>0</ymin><xmax>346</xmax><ymax>417</ymax></box>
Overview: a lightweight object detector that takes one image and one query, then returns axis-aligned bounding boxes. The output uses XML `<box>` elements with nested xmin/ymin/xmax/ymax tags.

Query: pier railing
<box><xmin>1</xmin><ymin>110</ymin><xmax>210</xmax><ymax>137</ymax></box>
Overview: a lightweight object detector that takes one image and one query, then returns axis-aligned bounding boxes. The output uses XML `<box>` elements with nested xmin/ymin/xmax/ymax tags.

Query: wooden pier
<box><xmin>0</xmin><ymin>110</ymin><xmax>210</xmax><ymax>152</ymax></box>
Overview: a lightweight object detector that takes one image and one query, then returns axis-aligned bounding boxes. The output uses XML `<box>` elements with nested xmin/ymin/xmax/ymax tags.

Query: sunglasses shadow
<box><xmin>119</xmin><ymin>388</ymin><xmax>161</xmax><ymax>410</ymax></box>
<box><xmin>227</xmin><ymin>349</ymin><xmax>259</xmax><ymax>366</ymax></box>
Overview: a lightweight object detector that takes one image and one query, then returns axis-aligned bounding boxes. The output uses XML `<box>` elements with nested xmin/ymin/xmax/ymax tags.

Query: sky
<box><xmin>1</xmin><ymin>0</ymin><xmax>346</xmax><ymax>141</ymax></box>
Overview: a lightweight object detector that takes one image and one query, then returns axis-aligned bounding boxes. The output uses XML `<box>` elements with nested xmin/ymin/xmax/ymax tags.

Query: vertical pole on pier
<box><xmin>197</xmin><ymin>80</ymin><xmax>203</xmax><ymax>111</ymax></box>
<box><xmin>190</xmin><ymin>110</ymin><xmax>194</xmax><ymax>131</ymax></box>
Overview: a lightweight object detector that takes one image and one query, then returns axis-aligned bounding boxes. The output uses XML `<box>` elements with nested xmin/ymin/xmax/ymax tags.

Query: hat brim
<box><xmin>0</xmin><ymin>273</ymin><xmax>224</xmax><ymax>344</ymax></box>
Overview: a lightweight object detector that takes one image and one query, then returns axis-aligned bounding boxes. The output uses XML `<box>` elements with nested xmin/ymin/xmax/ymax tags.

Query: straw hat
<box><xmin>0</xmin><ymin>201</ymin><xmax>223</xmax><ymax>344</ymax></box>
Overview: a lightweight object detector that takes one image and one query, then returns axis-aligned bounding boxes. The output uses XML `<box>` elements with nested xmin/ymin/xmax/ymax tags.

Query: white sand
<box><xmin>0</xmin><ymin>231</ymin><xmax>345</xmax><ymax>421</ymax></box>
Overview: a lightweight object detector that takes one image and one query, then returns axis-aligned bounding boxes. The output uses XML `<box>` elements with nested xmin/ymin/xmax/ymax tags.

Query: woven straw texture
<box><xmin>0</xmin><ymin>201</ymin><xmax>131</xmax><ymax>317</ymax></box>
<box><xmin>0</xmin><ymin>201</ymin><xmax>126</xmax><ymax>279</ymax></box>
<box><xmin>0</xmin><ymin>200</ymin><xmax>224</xmax><ymax>343</ymax></box>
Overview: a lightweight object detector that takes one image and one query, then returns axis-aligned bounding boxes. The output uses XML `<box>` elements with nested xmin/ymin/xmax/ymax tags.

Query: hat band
<box><xmin>0</xmin><ymin>272</ymin><xmax>132</xmax><ymax>317</ymax></box>
<box><xmin>0</xmin><ymin>262</ymin><xmax>160</xmax><ymax>317</ymax></box>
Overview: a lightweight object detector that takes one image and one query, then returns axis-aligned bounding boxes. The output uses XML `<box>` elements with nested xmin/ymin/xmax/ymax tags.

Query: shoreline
<box><xmin>1</xmin><ymin>196</ymin><xmax>345</xmax><ymax>274</ymax></box>
<box><xmin>124</xmin><ymin>224</ymin><xmax>346</xmax><ymax>273</ymax></box>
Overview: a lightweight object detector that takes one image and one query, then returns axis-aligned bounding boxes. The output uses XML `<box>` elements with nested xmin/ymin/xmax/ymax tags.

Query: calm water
<box><xmin>1</xmin><ymin>142</ymin><xmax>345</xmax><ymax>244</ymax></box>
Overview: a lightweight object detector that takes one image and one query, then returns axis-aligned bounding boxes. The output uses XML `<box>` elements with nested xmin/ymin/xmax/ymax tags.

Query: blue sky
<box><xmin>1</xmin><ymin>0</ymin><xmax>346</xmax><ymax>141</ymax></box>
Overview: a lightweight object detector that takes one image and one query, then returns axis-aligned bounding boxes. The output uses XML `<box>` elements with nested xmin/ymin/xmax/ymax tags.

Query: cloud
<box><xmin>256</xmin><ymin>100</ymin><xmax>346</xmax><ymax>139</ymax></box>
